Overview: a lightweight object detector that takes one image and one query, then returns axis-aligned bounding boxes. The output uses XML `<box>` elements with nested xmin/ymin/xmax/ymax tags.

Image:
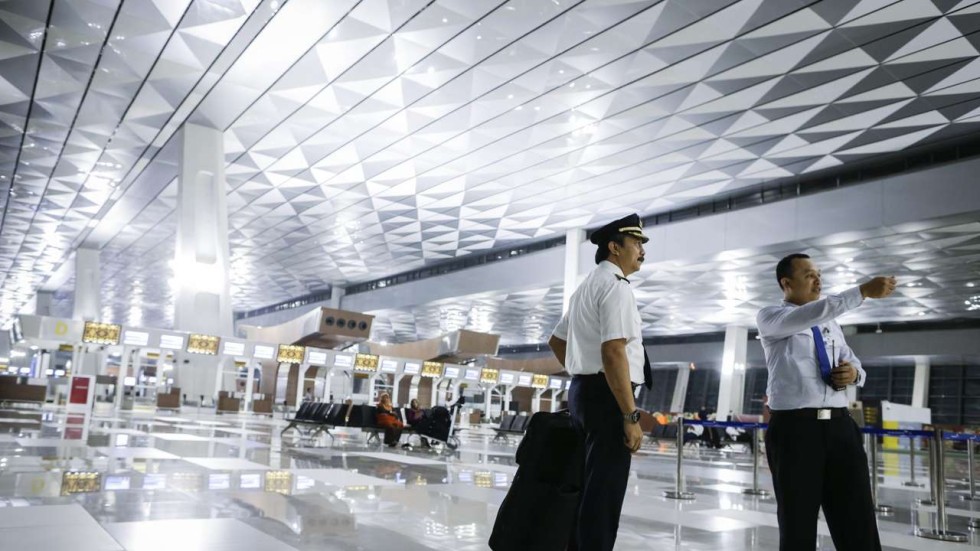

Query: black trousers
<box><xmin>568</xmin><ymin>374</ymin><xmax>631</xmax><ymax>551</ymax></box>
<box><xmin>765</xmin><ymin>411</ymin><xmax>882</xmax><ymax>551</ymax></box>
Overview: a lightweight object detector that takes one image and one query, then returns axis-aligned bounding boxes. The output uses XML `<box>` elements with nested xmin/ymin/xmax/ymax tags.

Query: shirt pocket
<box><xmin>790</xmin><ymin>332</ymin><xmax>821</xmax><ymax>380</ymax></box>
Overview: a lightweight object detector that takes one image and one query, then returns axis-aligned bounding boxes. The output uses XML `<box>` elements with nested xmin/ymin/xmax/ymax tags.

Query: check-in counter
<box><xmin>252</xmin><ymin>398</ymin><xmax>273</xmax><ymax>415</ymax></box>
<box><xmin>157</xmin><ymin>387</ymin><xmax>180</xmax><ymax>410</ymax></box>
<box><xmin>0</xmin><ymin>377</ymin><xmax>46</xmax><ymax>404</ymax></box>
<box><xmin>217</xmin><ymin>391</ymin><xmax>241</xmax><ymax>413</ymax></box>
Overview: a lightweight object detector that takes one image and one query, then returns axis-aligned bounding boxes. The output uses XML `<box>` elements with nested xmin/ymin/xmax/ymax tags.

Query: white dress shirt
<box><xmin>553</xmin><ymin>261</ymin><xmax>645</xmax><ymax>384</ymax></box>
<box><xmin>756</xmin><ymin>287</ymin><xmax>867</xmax><ymax>411</ymax></box>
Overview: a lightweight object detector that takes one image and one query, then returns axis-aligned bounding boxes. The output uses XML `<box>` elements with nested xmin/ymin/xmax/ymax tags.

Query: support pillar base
<box><xmin>914</xmin><ymin>528</ymin><xmax>967</xmax><ymax>542</ymax></box>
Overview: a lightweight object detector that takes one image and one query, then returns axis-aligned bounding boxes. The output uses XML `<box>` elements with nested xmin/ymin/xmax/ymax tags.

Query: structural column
<box><xmin>716</xmin><ymin>325</ymin><xmax>748</xmax><ymax>417</ymax></box>
<box><xmin>911</xmin><ymin>356</ymin><xmax>930</xmax><ymax>409</ymax></box>
<box><xmin>329</xmin><ymin>286</ymin><xmax>345</xmax><ymax>309</ymax></box>
<box><xmin>562</xmin><ymin>228</ymin><xmax>586</xmax><ymax>314</ymax></box>
<box><xmin>670</xmin><ymin>364</ymin><xmax>690</xmax><ymax>413</ymax></box>
<box><xmin>29</xmin><ymin>291</ymin><xmax>54</xmax><ymax>316</ymax></box>
<box><xmin>173</xmin><ymin>124</ymin><xmax>233</xmax><ymax>404</ymax></box>
<box><xmin>73</xmin><ymin>248</ymin><xmax>100</xmax><ymax>321</ymax></box>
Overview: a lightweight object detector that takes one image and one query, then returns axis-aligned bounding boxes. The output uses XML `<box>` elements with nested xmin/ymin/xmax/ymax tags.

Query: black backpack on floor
<box><xmin>489</xmin><ymin>410</ymin><xmax>585</xmax><ymax>551</ymax></box>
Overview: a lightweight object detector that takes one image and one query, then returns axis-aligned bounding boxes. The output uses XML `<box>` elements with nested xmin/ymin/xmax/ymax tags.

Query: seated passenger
<box><xmin>375</xmin><ymin>393</ymin><xmax>404</xmax><ymax>447</ymax></box>
<box><xmin>405</xmin><ymin>398</ymin><xmax>430</xmax><ymax>448</ymax></box>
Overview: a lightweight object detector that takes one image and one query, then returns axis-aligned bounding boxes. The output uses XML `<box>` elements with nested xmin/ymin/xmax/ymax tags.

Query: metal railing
<box><xmin>658</xmin><ymin>419</ymin><xmax>980</xmax><ymax>538</ymax></box>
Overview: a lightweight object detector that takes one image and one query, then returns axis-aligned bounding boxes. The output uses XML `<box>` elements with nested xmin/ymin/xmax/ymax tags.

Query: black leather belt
<box><xmin>770</xmin><ymin>407</ymin><xmax>849</xmax><ymax>420</ymax></box>
<box><xmin>573</xmin><ymin>373</ymin><xmax>641</xmax><ymax>390</ymax></box>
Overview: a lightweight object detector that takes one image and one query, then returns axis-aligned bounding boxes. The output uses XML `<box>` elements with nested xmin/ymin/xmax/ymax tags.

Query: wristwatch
<box><xmin>624</xmin><ymin>409</ymin><xmax>641</xmax><ymax>424</ymax></box>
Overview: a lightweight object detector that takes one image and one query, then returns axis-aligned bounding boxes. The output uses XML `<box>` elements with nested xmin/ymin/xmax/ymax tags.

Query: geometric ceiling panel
<box><xmin>4</xmin><ymin>0</ymin><xmax>980</xmax><ymax>331</ymax></box>
<box><xmin>370</xmin><ymin>220</ymin><xmax>980</xmax><ymax>346</ymax></box>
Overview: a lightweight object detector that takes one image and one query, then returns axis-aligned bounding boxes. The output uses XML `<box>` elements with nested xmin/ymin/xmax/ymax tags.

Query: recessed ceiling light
<box><xmin>968</xmin><ymin>282</ymin><xmax>976</xmax><ymax>288</ymax></box>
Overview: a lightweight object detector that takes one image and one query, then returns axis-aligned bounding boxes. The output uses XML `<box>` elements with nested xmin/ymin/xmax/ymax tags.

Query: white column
<box><xmin>114</xmin><ymin>347</ymin><xmax>130</xmax><ymax>410</ymax></box>
<box><xmin>911</xmin><ymin>356</ymin><xmax>930</xmax><ymax>408</ymax></box>
<box><xmin>329</xmin><ymin>286</ymin><xmax>345</xmax><ymax>309</ymax></box>
<box><xmin>37</xmin><ymin>350</ymin><xmax>51</xmax><ymax>381</ymax></box>
<box><xmin>393</xmin><ymin>374</ymin><xmax>404</xmax><ymax>405</ymax></box>
<box><xmin>173</xmin><ymin>124</ymin><xmax>233</xmax><ymax>403</ymax></box>
<box><xmin>717</xmin><ymin>325</ymin><xmax>748</xmax><ymax>417</ymax></box>
<box><xmin>532</xmin><ymin>388</ymin><xmax>544</xmax><ymax>412</ymax></box>
<box><xmin>243</xmin><ymin>361</ymin><xmax>256</xmax><ymax>413</ymax></box>
<box><xmin>296</xmin><ymin>363</ymin><xmax>310</xmax><ymax>405</ymax></box>
<box><xmin>670</xmin><ymin>365</ymin><xmax>690</xmax><ymax>413</ymax></box>
<box><xmin>28</xmin><ymin>291</ymin><xmax>54</xmax><ymax>316</ymax></box>
<box><xmin>73</xmin><ymin>248</ymin><xmax>100</xmax><ymax>321</ymax></box>
<box><xmin>562</xmin><ymin>228</ymin><xmax>586</xmax><ymax>314</ymax></box>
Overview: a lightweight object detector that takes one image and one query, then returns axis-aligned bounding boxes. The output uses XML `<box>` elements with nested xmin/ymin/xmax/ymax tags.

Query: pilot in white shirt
<box><xmin>549</xmin><ymin>213</ymin><xmax>650</xmax><ymax>551</ymax></box>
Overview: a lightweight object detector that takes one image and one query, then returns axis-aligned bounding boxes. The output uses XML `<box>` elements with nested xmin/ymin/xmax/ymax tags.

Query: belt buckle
<box><xmin>817</xmin><ymin>409</ymin><xmax>831</xmax><ymax>420</ymax></box>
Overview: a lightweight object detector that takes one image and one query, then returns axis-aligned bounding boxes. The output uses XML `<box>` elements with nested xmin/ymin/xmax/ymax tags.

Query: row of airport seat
<box><xmin>493</xmin><ymin>413</ymin><xmax>530</xmax><ymax>441</ymax></box>
<box><xmin>282</xmin><ymin>401</ymin><xmax>394</xmax><ymax>443</ymax></box>
<box><xmin>283</xmin><ymin>401</ymin><xmax>461</xmax><ymax>448</ymax></box>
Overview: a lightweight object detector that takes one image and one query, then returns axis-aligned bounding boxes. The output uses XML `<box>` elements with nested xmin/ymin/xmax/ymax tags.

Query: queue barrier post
<box><xmin>950</xmin><ymin>433</ymin><xmax>980</xmax><ymax>531</ymax></box>
<box><xmin>916</xmin><ymin>435</ymin><xmax>940</xmax><ymax>507</ymax></box>
<box><xmin>864</xmin><ymin>432</ymin><xmax>893</xmax><ymax>515</ymax></box>
<box><xmin>903</xmin><ymin>434</ymin><xmax>924</xmax><ymax>488</ymax></box>
<box><xmin>960</xmin><ymin>435</ymin><xmax>977</xmax><ymax>502</ymax></box>
<box><xmin>742</xmin><ymin>424</ymin><xmax>770</xmax><ymax>498</ymax></box>
<box><xmin>915</xmin><ymin>429</ymin><xmax>967</xmax><ymax>542</ymax></box>
<box><xmin>663</xmin><ymin>416</ymin><xmax>695</xmax><ymax>500</ymax></box>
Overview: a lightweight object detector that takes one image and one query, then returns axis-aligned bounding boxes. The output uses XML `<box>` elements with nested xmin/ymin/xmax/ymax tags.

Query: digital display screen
<box><xmin>253</xmin><ymin>345</ymin><xmax>275</xmax><ymax>360</ymax></box>
<box><xmin>143</xmin><ymin>474</ymin><xmax>167</xmax><ymax>490</ymax></box>
<box><xmin>103</xmin><ymin>475</ymin><xmax>130</xmax><ymax>491</ymax></box>
<box><xmin>403</xmin><ymin>362</ymin><xmax>420</xmax><ymax>375</ymax></box>
<box><xmin>222</xmin><ymin>342</ymin><xmax>245</xmax><ymax>356</ymax></box>
<box><xmin>307</xmin><ymin>351</ymin><xmax>327</xmax><ymax>365</ymax></box>
<box><xmin>208</xmin><ymin>474</ymin><xmax>230</xmax><ymax>490</ymax></box>
<box><xmin>123</xmin><ymin>331</ymin><xmax>149</xmax><ymax>347</ymax></box>
<box><xmin>518</xmin><ymin>374</ymin><xmax>533</xmax><ymax>387</ymax></box>
<box><xmin>443</xmin><ymin>366</ymin><xmax>460</xmax><ymax>378</ymax></box>
<box><xmin>499</xmin><ymin>373</ymin><xmax>515</xmax><ymax>384</ymax></box>
<box><xmin>549</xmin><ymin>378</ymin><xmax>564</xmax><ymax>390</ymax></box>
<box><xmin>380</xmin><ymin>359</ymin><xmax>398</xmax><ymax>373</ymax></box>
<box><xmin>465</xmin><ymin>369</ymin><xmax>480</xmax><ymax>381</ymax></box>
<box><xmin>159</xmin><ymin>334</ymin><xmax>184</xmax><ymax>350</ymax></box>
<box><xmin>296</xmin><ymin>475</ymin><xmax>315</xmax><ymax>490</ymax></box>
<box><xmin>334</xmin><ymin>354</ymin><xmax>353</xmax><ymax>368</ymax></box>
<box><xmin>240</xmin><ymin>473</ymin><xmax>261</xmax><ymax>489</ymax></box>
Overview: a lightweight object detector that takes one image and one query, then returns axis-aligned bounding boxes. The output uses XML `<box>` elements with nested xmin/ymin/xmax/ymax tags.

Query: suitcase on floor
<box><xmin>489</xmin><ymin>410</ymin><xmax>585</xmax><ymax>551</ymax></box>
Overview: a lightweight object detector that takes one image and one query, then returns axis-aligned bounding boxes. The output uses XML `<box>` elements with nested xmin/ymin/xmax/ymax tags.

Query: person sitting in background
<box><xmin>405</xmin><ymin>398</ymin><xmax>430</xmax><ymax>448</ymax></box>
<box><xmin>375</xmin><ymin>393</ymin><xmax>404</xmax><ymax>447</ymax></box>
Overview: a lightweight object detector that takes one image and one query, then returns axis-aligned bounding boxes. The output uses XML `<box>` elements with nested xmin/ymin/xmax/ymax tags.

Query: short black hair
<box><xmin>594</xmin><ymin>233</ymin><xmax>628</xmax><ymax>264</ymax></box>
<box><xmin>776</xmin><ymin>253</ymin><xmax>810</xmax><ymax>290</ymax></box>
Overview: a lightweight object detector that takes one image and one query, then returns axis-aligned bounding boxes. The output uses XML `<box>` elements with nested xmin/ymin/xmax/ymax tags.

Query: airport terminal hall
<box><xmin>4</xmin><ymin>1</ymin><xmax>980</xmax><ymax>550</ymax></box>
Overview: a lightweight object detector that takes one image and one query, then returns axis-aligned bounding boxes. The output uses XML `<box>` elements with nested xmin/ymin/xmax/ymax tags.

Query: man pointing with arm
<box><xmin>759</xmin><ymin>253</ymin><xmax>896</xmax><ymax>551</ymax></box>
